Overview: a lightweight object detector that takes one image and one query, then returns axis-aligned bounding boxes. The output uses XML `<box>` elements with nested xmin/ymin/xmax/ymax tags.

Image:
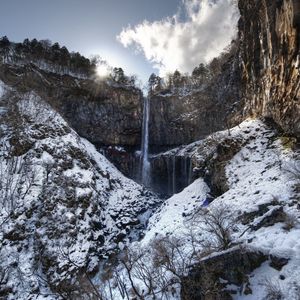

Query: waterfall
<box><xmin>141</xmin><ymin>97</ymin><xmax>151</xmax><ymax>186</ymax></box>
<box><xmin>167</xmin><ymin>157</ymin><xmax>172</xmax><ymax>195</ymax></box>
<box><xmin>187</xmin><ymin>157</ymin><xmax>193</xmax><ymax>185</ymax></box>
<box><xmin>172</xmin><ymin>155</ymin><xmax>176</xmax><ymax>194</ymax></box>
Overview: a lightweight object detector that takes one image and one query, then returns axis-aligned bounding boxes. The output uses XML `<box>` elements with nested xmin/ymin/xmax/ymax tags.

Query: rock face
<box><xmin>148</xmin><ymin>55</ymin><xmax>242</xmax><ymax>149</ymax></box>
<box><xmin>0</xmin><ymin>63</ymin><xmax>143</xmax><ymax>147</ymax></box>
<box><xmin>150</xmin><ymin>153</ymin><xmax>193</xmax><ymax>197</ymax></box>
<box><xmin>239</xmin><ymin>0</ymin><xmax>300</xmax><ymax>137</ymax></box>
<box><xmin>149</xmin><ymin>123</ymin><xmax>246</xmax><ymax>197</ymax></box>
<box><xmin>56</xmin><ymin>83</ymin><xmax>143</xmax><ymax>147</ymax></box>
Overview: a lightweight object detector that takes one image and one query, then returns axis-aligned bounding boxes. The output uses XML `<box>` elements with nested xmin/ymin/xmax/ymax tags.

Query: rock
<box><xmin>148</xmin><ymin>55</ymin><xmax>242</xmax><ymax>148</ymax></box>
<box><xmin>238</xmin><ymin>0</ymin><xmax>300</xmax><ymax>138</ymax></box>
<box><xmin>181</xmin><ymin>247</ymin><xmax>267</xmax><ymax>300</ymax></box>
<box><xmin>252</xmin><ymin>207</ymin><xmax>287</xmax><ymax>230</ymax></box>
<box><xmin>0</xmin><ymin>63</ymin><xmax>143</xmax><ymax>147</ymax></box>
<box><xmin>205</xmin><ymin>138</ymin><xmax>243</xmax><ymax>197</ymax></box>
<box><xmin>244</xmin><ymin>282</ymin><xmax>252</xmax><ymax>295</ymax></box>
<box><xmin>270</xmin><ymin>255</ymin><xmax>289</xmax><ymax>271</ymax></box>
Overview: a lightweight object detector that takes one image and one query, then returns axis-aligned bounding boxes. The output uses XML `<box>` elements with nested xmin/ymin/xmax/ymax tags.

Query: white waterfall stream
<box><xmin>141</xmin><ymin>97</ymin><xmax>151</xmax><ymax>186</ymax></box>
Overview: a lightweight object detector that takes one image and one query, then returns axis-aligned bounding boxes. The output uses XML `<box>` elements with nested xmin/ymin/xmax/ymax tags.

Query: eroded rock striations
<box><xmin>148</xmin><ymin>53</ymin><xmax>242</xmax><ymax>149</ymax></box>
<box><xmin>239</xmin><ymin>0</ymin><xmax>300</xmax><ymax>137</ymax></box>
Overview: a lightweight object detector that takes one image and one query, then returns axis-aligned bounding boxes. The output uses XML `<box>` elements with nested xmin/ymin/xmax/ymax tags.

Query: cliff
<box><xmin>239</xmin><ymin>0</ymin><xmax>300</xmax><ymax>137</ymax></box>
<box><xmin>0</xmin><ymin>42</ymin><xmax>143</xmax><ymax>147</ymax></box>
<box><xmin>148</xmin><ymin>52</ymin><xmax>242</xmax><ymax>149</ymax></box>
<box><xmin>0</xmin><ymin>80</ymin><xmax>159</xmax><ymax>298</ymax></box>
<box><xmin>0</xmin><ymin>1</ymin><xmax>299</xmax><ymax>297</ymax></box>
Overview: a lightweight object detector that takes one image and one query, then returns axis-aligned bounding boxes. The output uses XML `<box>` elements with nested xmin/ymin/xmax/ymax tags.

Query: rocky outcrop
<box><xmin>239</xmin><ymin>0</ymin><xmax>300</xmax><ymax>137</ymax></box>
<box><xmin>149</xmin><ymin>128</ymin><xmax>245</xmax><ymax>197</ymax></box>
<box><xmin>181</xmin><ymin>247</ymin><xmax>268</xmax><ymax>300</ymax></box>
<box><xmin>0</xmin><ymin>63</ymin><xmax>143</xmax><ymax>147</ymax></box>
<box><xmin>148</xmin><ymin>0</ymin><xmax>300</xmax><ymax>150</ymax></box>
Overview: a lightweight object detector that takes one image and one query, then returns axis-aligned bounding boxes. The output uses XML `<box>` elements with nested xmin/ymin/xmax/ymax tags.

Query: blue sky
<box><xmin>0</xmin><ymin>0</ymin><xmax>180</xmax><ymax>82</ymax></box>
<box><xmin>0</xmin><ymin>0</ymin><xmax>238</xmax><ymax>84</ymax></box>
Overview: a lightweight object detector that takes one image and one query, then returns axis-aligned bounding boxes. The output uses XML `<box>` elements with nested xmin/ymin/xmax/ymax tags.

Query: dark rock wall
<box><xmin>148</xmin><ymin>55</ymin><xmax>242</xmax><ymax>149</ymax></box>
<box><xmin>0</xmin><ymin>63</ymin><xmax>143</xmax><ymax>147</ymax></box>
<box><xmin>239</xmin><ymin>0</ymin><xmax>300</xmax><ymax>137</ymax></box>
<box><xmin>150</xmin><ymin>153</ymin><xmax>193</xmax><ymax>197</ymax></box>
<box><xmin>181</xmin><ymin>247</ymin><xmax>268</xmax><ymax>300</ymax></box>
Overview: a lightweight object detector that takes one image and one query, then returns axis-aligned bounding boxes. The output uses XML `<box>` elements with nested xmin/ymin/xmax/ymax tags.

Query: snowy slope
<box><xmin>127</xmin><ymin>119</ymin><xmax>300</xmax><ymax>299</ymax></box>
<box><xmin>0</xmin><ymin>81</ymin><xmax>160</xmax><ymax>299</ymax></box>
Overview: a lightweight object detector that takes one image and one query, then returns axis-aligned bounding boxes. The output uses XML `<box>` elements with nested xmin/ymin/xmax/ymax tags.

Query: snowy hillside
<box><xmin>0</xmin><ymin>81</ymin><xmax>160</xmax><ymax>299</ymax></box>
<box><xmin>100</xmin><ymin>119</ymin><xmax>300</xmax><ymax>300</ymax></box>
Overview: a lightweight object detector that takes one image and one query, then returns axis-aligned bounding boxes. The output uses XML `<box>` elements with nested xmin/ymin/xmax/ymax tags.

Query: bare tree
<box><xmin>262</xmin><ymin>278</ymin><xmax>284</xmax><ymax>300</ymax></box>
<box><xmin>190</xmin><ymin>204</ymin><xmax>236</xmax><ymax>251</ymax></box>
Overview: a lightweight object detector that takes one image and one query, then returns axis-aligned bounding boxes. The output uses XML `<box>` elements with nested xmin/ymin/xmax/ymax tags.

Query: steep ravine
<box><xmin>113</xmin><ymin>0</ymin><xmax>300</xmax><ymax>197</ymax></box>
<box><xmin>0</xmin><ymin>0</ymin><xmax>299</xmax><ymax>298</ymax></box>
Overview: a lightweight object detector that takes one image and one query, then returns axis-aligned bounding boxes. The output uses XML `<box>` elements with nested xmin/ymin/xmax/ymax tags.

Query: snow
<box><xmin>0</xmin><ymin>89</ymin><xmax>161</xmax><ymax>299</ymax></box>
<box><xmin>0</xmin><ymin>62</ymin><xmax>299</xmax><ymax>299</ymax></box>
<box><xmin>131</xmin><ymin>118</ymin><xmax>300</xmax><ymax>299</ymax></box>
<box><xmin>142</xmin><ymin>178</ymin><xmax>210</xmax><ymax>244</ymax></box>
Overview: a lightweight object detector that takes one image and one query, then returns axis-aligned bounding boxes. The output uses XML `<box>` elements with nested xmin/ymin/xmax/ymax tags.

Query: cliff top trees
<box><xmin>0</xmin><ymin>36</ymin><xmax>11</xmax><ymax>62</ymax></box>
<box><xmin>148</xmin><ymin>73</ymin><xmax>162</xmax><ymax>94</ymax></box>
<box><xmin>0</xmin><ymin>37</ymin><xmax>95</xmax><ymax>77</ymax></box>
<box><xmin>0</xmin><ymin>36</ymin><xmax>10</xmax><ymax>47</ymax></box>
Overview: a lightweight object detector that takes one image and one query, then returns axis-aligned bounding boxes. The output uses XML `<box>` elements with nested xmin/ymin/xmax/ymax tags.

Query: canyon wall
<box><xmin>239</xmin><ymin>0</ymin><xmax>300</xmax><ymax>137</ymax></box>
<box><xmin>148</xmin><ymin>54</ymin><xmax>242</xmax><ymax>149</ymax></box>
<box><xmin>0</xmin><ymin>63</ymin><xmax>143</xmax><ymax>147</ymax></box>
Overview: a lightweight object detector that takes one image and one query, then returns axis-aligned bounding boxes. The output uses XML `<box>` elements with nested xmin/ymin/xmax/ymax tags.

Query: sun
<box><xmin>96</xmin><ymin>64</ymin><xmax>110</xmax><ymax>78</ymax></box>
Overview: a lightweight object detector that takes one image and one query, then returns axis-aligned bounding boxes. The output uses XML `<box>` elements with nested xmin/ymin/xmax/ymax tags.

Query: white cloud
<box><xmin>117</xmin><ymin>0</ymin><xmax>239</xmax><ymax>76</ymax></box>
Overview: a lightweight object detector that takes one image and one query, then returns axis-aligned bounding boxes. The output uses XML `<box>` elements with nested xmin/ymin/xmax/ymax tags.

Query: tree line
<box><xmin>0</xmin><ymin>36</ymin><xmax>96</xmax><ymax>77</ymax></box>
<box><xmin>0</xmin><ymin>36</ymin><xmax>137</xmax><ymax>87</ymax></box>
<box><xmin>148</xmin><ymin>40</ymin><xmax>238</xmax><ymax>95</ymax></box>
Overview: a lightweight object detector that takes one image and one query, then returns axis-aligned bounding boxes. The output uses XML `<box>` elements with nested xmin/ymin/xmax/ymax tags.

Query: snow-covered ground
<box><xmin>0</xmin><ymin>73</ymin><xmax>299</xmax><ymax>299</ymax></box>
<box><xmin>0</xmin><ymin>82</ymin><xmax>160</xmax><ymax>299</ymax></box>
<box><xmin>120</xmin><ymin>119</ymin><xmax>300</xmax><ymax>300</ymax></box>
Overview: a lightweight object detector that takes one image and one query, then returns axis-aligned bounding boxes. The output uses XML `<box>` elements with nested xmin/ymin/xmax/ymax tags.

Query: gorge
<box><xmin>0</xmin><ymin>0</ymin><xmax>299</xmax><ymax>299</ymax></box>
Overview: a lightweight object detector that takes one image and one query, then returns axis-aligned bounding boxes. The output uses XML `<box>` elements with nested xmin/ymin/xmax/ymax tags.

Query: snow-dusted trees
<box><xmin>191</xmin><ymin>63</ymin><xmax>211</xmax><ymax>85</ymax></box>
<box><xmin>148</xmin><ymin>73</ymin><xmax>162</xmax><ymax>94</ymax></box>
<box><xmin>0</xmin><ymin>36</ymin><xmax>11</xmax><ymax>63</ymax></box>
<box><xmin>0</xmin><ymin>36</ymin><xmax>95</xmax><ymax>77</ymax></box>
<box><xmin>191</xmin><ymin>205</ymin><xmax>236</xmax><ymax>251</ymax></box>
<box><xmin>0</xmin><ymin>149</ymin><xmax>38</xmax><ymax>214</ymax></box>
<box><xmin>110</xmin><ymin>67</ymin><xmax>126</xmax><ymax>84</ymax></box>
<box><xmin>90</xmin><ymin>205</ymin><xmax>238</xmax><ymax>299</ymax></box>
<box><xmin>145</xmin><ymin>40</ymin><xmax>239</xmax><ymax>96</ymax></box>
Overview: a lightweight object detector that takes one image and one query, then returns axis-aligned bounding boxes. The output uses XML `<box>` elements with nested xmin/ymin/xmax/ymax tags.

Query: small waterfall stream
<box><xmin>172</xmin><ymin>155</ymin><xmax>176</xmax><ymax>195</ymax></box>
<box><xmin>141</xmin><ymin>97</ymin><xmax>151</xmax><ymax>186</ymax></box>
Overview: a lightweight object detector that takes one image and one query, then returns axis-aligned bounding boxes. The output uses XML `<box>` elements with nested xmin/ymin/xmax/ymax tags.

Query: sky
<box><xmin>0</xmin><ymin>0</ymin><xmax>239</xmax><ymax>84</ymax></box>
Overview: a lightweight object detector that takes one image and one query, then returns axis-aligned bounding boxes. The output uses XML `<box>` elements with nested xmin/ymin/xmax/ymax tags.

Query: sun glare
<box><xmin>96</xmin><ymin>64</ymin><xmax>110</xmax><ymax>77</ymax></box>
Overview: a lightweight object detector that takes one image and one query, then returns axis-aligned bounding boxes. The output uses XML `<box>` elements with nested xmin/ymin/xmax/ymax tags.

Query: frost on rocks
<box><xmin>0</xmin><ymin>86</ymin><xmax>160</xmax><ymax>299</ymax></box>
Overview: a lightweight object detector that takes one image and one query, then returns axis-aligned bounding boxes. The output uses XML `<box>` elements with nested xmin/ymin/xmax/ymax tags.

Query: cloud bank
<box><xmin>117</xmin><ymin>0</ymin><xmax>239</xmax><ymax>76</ymax></box>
